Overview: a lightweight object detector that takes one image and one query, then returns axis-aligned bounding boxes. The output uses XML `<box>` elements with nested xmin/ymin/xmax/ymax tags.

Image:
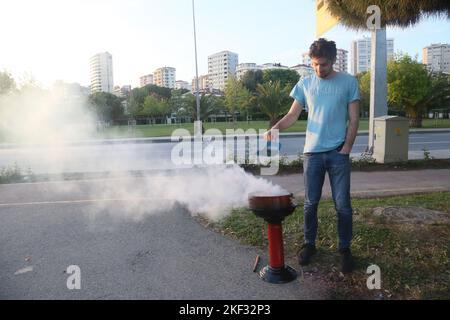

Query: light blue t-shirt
<box><xmin>290</xmin><ymin>72</ymin><xmax>360</xmax><ymax>154</ymax></box>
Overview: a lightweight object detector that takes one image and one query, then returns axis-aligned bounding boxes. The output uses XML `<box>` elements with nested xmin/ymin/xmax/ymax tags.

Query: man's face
<box><xmin>312</xmin><ymin>57</ymin><xmax>335</xmax><ymax>79</ymax></box>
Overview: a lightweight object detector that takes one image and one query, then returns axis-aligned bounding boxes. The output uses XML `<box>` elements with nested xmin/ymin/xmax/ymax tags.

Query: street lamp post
<box><xmin>192</xmin><ymin>0</ymin><xmax>202</xmax><ymax>138</ymax></box>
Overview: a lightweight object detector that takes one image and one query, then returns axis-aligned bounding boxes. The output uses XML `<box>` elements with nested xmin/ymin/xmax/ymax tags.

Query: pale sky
<box><xmin>0</xmin><ymin>0</ymin><xmax>449</xmax><ymax>89</ymax></box>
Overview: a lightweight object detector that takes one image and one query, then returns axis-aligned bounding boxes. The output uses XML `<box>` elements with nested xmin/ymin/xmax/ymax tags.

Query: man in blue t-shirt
<box><xmin>266</xmin><ymin>38</ymin><xmax>360</xmax><ymax>273</ymax></box>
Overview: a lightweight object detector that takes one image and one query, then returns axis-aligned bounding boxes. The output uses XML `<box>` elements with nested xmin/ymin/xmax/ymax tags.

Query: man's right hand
<box><xmin>264</xmin><ymin>128</ymin><xmax>279</xmax><ymax>141</ymax></box>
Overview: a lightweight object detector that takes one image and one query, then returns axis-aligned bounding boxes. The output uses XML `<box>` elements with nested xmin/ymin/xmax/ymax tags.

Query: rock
<box><xmin>372</xmin><ymin>206</ymin><xmax>449</xmax><ymax>225</ymax></box>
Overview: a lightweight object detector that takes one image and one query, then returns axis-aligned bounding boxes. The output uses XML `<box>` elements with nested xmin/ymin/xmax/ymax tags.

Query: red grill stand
<box><xmin>259</xmin><ymin>222</ymin><xmax>297</xmax><ymax>284</ymax></box>
<box><xmin>249</xmin><ymin>193</ymin><xmax>298</xmax><ymax>284</ymax></box>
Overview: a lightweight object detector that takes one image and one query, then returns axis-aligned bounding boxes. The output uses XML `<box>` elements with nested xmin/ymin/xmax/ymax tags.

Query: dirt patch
<box><xmin>372</xmin><ymin>206</ymin><xmax>450</xmax><ymax>225</ymax></box>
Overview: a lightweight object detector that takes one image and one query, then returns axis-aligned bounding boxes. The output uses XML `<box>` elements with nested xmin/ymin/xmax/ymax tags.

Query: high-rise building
<box><xmin>351</xmin><ymin>37</ymin><xmax>394</xmax><ymax>75</ymax></box>
<box><xmin>260</xmin><ymin>63</ymin><xmax>289</xmax><ymax>71</ymax></box>
<box><xmin>140</xmin><ymin>74</ymin><xmax>154</xmax><ymax>87</ymax></box>
<box><xmin>302</xmin><ymin>53</ymin><xmax>312</xmax><ymax>67</ymax></box>
<box><xmin>290</xmin><ymin>64</ymin><xmax>314</xmax><ymax>78</ymax></box>
<box><xmin>236</xmin><ymin>62</ymin><xmax>291</xmax><ymax>80</ymax></box>
<box><xmin>423</xmin><ymin>43</ymin><xmax>450</xmax><ymax>74</ymax></box>
<box><xmin>89</xmin><ymin>52</ymin><xmax>114</xmax><ymax>93</ymax></box>
<box><xmin>191</xmin><ymin>75</ymin><xmax>210</xmax><ymax>92</ymax></box>
<box><xmin>335</xmin><ymin>49</ymin><xmax>349</xmax><ymax>73</ymax></box>
<box><xmin>153</xmin><ymin>67</ymin><xmax>176</xmax><ymax>89</ymax></box>
<box><xmin>175</xmin><ymin>80</ymin><xmax>191</xmax><ymax>91</ymax></box>
<box><xmin>236</xmin><ymin>63</ymin><xmax>262</xmax><ymax>80</ymax></box>
<box><xmin>114</xmin><ymin>85</ymin><xmax>132</xmax><ymax>98</ymax></box>
<box><xmin>208</xmin><ymin>51</ymin><xmax>238</xmax><ymax>91</ymax></box>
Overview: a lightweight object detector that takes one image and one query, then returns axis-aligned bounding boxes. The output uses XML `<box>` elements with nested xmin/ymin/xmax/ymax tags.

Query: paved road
<box><xmin>1</xmin><ymin>168</ymin><xmax>449</xmax><ymax>299</ymax></box>
<box><xmin>0</xmin><ymin>177</ymin><xmax>326</xmax><ymax>300</ymax></box>
<box><xmin>0</xmin><ymin>132</ymin><xmax>449</xmax><ymax>175</ymax></box>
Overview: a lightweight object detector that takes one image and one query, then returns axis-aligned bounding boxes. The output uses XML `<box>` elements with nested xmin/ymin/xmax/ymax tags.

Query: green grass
<box><xmin>423</xmin><ymin>118</ymin><xmax>450</xmax><ymax>129</ymax></box>
<box><xmin>94</xmin><ymin>119</ymin><xmax>450</xmax><ymax>139</ymax></box>
<box><xmin>209</xmin><ymin>192</ymin><xmax>450</xmax><ymax>300</ymax></box>
<box><xmin>0</xmin><ymin>163</ymin><xmax>34</xmax><ymax>184</ymax></box>
<box><xmin>95</xmin><ymin>121</ymin><xmax>310</xmax><ymax>139</ymax></box>
<box><xmin>0</xmin><ymin>119</ymin><xmax>449</xmax><ymax>143</ymax></box>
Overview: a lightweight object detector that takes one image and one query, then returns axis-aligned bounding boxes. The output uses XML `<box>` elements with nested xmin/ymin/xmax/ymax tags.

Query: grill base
<box><xmin>259</xmin><ymin>265</ymin><xmax>297</xmax><ymax>284</ymax></box>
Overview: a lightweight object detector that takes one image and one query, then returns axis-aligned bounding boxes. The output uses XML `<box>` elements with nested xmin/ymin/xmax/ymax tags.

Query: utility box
<box><xmin>373</xmin><ymin>116</ymin><xmax>409</xmax><ymax>163</ymax></box>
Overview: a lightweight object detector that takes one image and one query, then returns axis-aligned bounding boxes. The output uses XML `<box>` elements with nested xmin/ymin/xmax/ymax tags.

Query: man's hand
<box><xmin>264</xmin><ymin>100</ymin><xmax>303</xmax><ymax>141</ymax></box>
<box><xmin>339</xmin><ymin>100</ymin><xmax>360</xmax><ymax>155</ymax></box>
<box><xmin>264</xmin><ymin>128</ymin><xmax>279</xmax><ymax>141</ymax></box>
<box><xmin>339</xmin><ymin>145</ymin><xmax>352</xmax><ymax>155</ymax></box>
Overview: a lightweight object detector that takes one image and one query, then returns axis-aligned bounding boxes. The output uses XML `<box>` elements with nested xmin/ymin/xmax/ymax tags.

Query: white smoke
<box><xmin>0</xmin><ymin>83</ymin><xmax>96</xmax><ymax>145</ymax></box>
<box><xmin>79</xmin><ymin>165</ymin><xmax>288</xmax><ymax>222</ymax></box>
<box><xmin>0</xmin><ymin>85</ymin><xmax>288</xmax><ymax>222</ymax></box>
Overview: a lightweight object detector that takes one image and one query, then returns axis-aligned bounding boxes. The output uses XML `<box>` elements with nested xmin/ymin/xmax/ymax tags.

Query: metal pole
<box><xmin>192</xmin><ymin>0</ymin><xmax>203</xmax><ymax>165</ymax></box>
<box><xmin>192</xmin><ymin>0</ymin><xmax>201</xmax><ymax>124</ymax></box>
<box><xmin>367</xmin><ymin>27</ymin><xmax>388</xmax><ymax>154</ymax></box>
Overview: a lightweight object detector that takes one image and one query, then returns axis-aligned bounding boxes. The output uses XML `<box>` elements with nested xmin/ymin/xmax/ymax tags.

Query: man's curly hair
<box><xmin>309</xmin><ymin>38</ymin><xmax>337</xmax><ymax>61</ymax></box>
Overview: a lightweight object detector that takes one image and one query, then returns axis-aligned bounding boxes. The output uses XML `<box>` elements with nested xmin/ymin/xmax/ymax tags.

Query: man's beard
<box><xmin>318</xmin><ymin>70</ymin><xmax>332</xmax><ymax>79</ymax></box>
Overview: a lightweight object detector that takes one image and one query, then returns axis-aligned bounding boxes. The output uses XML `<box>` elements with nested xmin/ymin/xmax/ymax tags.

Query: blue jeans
<box><xmin>303</xmin><ymin>149</ymin><xmax>353</xmax><ymax>250</ymax></box>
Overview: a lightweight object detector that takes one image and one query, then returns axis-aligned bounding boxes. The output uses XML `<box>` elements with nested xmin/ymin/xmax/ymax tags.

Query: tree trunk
<box><xmin>407</xmin><ymin>106</ymin><xmax>423</xmax><ymax>128</ymax></box>
<box><xmin>409</xmin><ymin>116</ymin><xmax>423</xmax><ymax>128</ymax></box>
<box><xmin>269</xmin><ymin>118</ymin><xmax>278</xmax><ymax>129</ymax></box>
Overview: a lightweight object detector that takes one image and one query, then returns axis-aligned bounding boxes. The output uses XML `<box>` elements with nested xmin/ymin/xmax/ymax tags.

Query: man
<box><xmin>266</xmin><ymin>38</ymin><xmax>360</xmax><ymax>273</ymax></box>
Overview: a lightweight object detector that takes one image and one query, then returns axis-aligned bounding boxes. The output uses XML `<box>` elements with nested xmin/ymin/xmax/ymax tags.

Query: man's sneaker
<box><xmin>298</xmin><ymin>244</ymin><xmax>317</xmax><ymax>266</ymax></box>
<box><xmin>339</xmin><ymin>248</ymin><xmax>355</xmax><ymax>274</ymax></box>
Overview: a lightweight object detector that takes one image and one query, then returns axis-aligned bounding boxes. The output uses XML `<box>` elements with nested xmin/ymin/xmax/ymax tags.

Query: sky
<box><xmin>0</xmin><ymin>0</ymin><xmax>449</xmax><ymax>89</ymax></box>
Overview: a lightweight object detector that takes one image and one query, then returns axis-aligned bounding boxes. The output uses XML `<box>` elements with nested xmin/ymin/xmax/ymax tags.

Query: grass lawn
<box><xmin>96</xmin><ymin>119</ymin><xmax>450</xmax><ymax>139</ymax></box>
<box><xmin>204</xmin><ymin>192</ymin><xmax>450</xmax><ymax>300</ymax></box>
<box><xmin>0</xmin><ymin>119</ymin><xmax>449</xmax><ymax>143</ymax></box>
<box><xmin>95</xmin><ymin>120</ymin><xmax>311</xmax><ymax>139</ymax></box>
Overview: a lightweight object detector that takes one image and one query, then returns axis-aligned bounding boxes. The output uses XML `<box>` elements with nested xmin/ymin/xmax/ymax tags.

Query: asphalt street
<box><xmin>0</xmin><ymin>178</ymin><xmax>326</xmax><ymax>300</ymax></box>
<box><xmin>0</xmin><ymin>131</ymin><xmax>449</xmax><ymax>175</ymax></box>
<box><xmin>1</xmin><ymin>169</ymin><xmax>450</xmax><ymax>299</ymax></box>
<box><xmin>1</xmin><ymin>130</ymin><xmax>449</xmax><ymax>299</ymax></box>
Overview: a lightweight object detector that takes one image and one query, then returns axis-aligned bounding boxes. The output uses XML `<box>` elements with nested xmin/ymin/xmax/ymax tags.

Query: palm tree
<box><xmin>186</xmin><ymin>93</ymin><xmax>222</xmax><ymax>122</ymax></box>
<box><xmin>256</xmin><ymin>81</ymin><xmax>291</xmax><ymax>128</ymax></box>
<box><xmin>325</xmin><ymin>0</ymin><xmax>449</xmax><ymax>29</ymax></box>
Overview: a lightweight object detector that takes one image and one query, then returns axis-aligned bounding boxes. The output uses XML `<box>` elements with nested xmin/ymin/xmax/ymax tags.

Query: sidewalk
<box><xmin>266</xmin><ymin>169</ymin><xmax>450</xmax><ymax>199</ymax></box>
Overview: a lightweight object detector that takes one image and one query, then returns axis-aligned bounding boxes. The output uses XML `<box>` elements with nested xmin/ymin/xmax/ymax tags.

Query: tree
<box><xmin>89</xmin><ymin>92</ymin><xmax>125</xmax><ymax>123</ymax></box>
<box><xmin>424</xmin><ymin>72</ymin><xmax>450</xmax><ymax>112</ymax></box>
<box><xmin>0</xmin><ymin>71</ymin><xmax>16</xmax><ymax>95</ymax></box>
<box><xmin>241</xmin><ymin>70</ymin><xmax>264</xmax><ymax>93</ymax></box>
<box><xmin>386</xmin><ymin>54</ymin><xmax>450</xmax><ymax>127</ymax></box>
<box><xmin>224</xmin><ymin>76</ymin><xmax>251</xmax><ymax>124</ymax></box>
<box><xmin>185</xmin><ymin>93</ymin><xmax>223</xmax><ymax>122</ymax></box>
<box><xmin>262</xmin><ymin>69</ymin><xmax>299</xmax><ymax>89</ymax></box>
<box><xmin>387</xmin><ymin>54</ymin><xmax>430</xmax><ymax>127</ymax></box>
<box><xmin>128</xmin><ymin>85</ymin><xmax>172</xmax><ymax>117</ymax></box>
<box><xmin>325</xmin><ymin>0</ymin><xmax>450</xmax><ymax>29</ymax></box>
<box><xmin>168</xmin><ymin>90</ymin><xmax>187</xmax><ymax>116</ymax></box>
<box><xmin>256</xmin><ymin>81</ymin><xmax>291</xmax><ymax>128</ymax></box>
<box><xmin>144</xmin><ymin>84</ymin><xmax>172</xmax><ymax>100</ymax></box>
<box><xmin>128</xmin><ymin>87</ymin><xmax>148</xmax><ymax>116</ymax></box>
<box><xmin>141</xmin><ymin>95</ymin><xmax>169</xmax><ymax>122</ymax></box>
<box><xmin>357</xmin><ymin>71</ymin><xmax>370</xmax><ymax>118</ymax></box>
